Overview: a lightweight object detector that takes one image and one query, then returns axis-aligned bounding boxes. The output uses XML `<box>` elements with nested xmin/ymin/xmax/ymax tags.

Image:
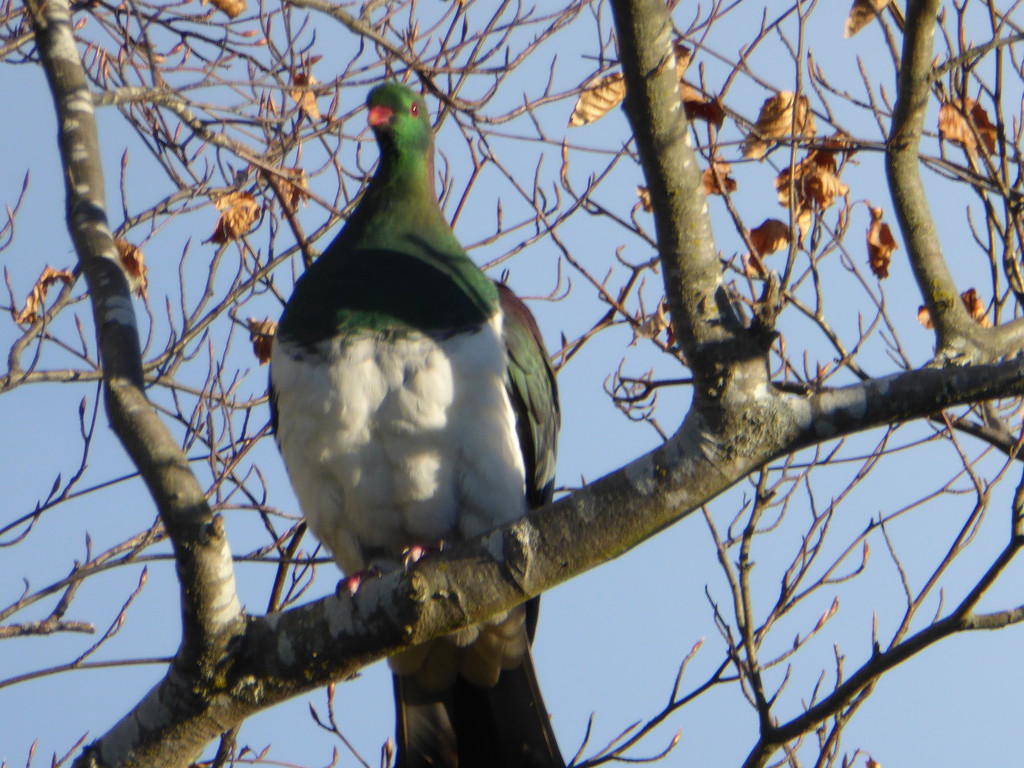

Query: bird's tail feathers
<box><xmin>393</xmin><ymin>646</ymin><xmax>563</xmax><ymax>768</ymax></box>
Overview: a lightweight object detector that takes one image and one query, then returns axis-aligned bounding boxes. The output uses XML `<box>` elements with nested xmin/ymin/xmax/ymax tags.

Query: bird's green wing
<box><xmin>497</xmin><ymin>283</ymin><xmax>559</xmax><ymax>508</ymax></box>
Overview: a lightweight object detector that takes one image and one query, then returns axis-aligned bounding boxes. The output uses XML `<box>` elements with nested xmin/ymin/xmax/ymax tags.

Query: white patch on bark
<box><xmin>623</xmin><ymin>453</ymin><xmax>658</xmax><ymax>496</ymax></box>
<box><xmin>100</xmin><ymin>682</ymin><xmax>163</xmax><ymax>764</ymax></box>
<box><xmin>325</xmin><ymin>595</ymin><xmax>356</xmax><ymax>639</ymax></box>
<box><xmin>52</xmin><ymin>27</ymin><xmax>82</xmax><ymax>65</ymax></box>
<box><xmin>101</xmin><ymin>294</ymin><xmax>139</xmax><ymax>329</ymax></box>
<box><xmin>789</xmin><ymin>377</ymin><xmax>883</xmax><ymax>438</ymax></box>
<box><xmin>207</xmin><ymin>534</ymin><xmax>242</xmax><ymax>631</ymax></box>
<box><xmin>68</xmin><ymin>92</ymin><xmax>95</xmax><ymax>115</ymax></box>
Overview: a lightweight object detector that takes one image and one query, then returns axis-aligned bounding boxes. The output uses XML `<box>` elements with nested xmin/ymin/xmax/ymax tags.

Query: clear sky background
<box><xmin>3</xmin><ymin>2</ymin><xmax>1024</xmax><ymax>767</ymax></box>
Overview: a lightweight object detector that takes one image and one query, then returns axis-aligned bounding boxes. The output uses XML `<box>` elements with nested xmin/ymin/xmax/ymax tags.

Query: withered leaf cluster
<box><xmin>773</xmin><ymin>138</ymin><xmax>852</xmax><ymax>240</ymax></box>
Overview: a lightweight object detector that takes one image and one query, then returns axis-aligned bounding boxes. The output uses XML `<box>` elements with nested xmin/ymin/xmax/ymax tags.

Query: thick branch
<box><xmin>885</xmin><ymin>0</ymin><xmax>1024</xmax><ymax>360</ymax></box>
<box><xmin>608</xmin><ymin>0</ymin><xmax>766</xmax><ymax>404</ymax></box>
<box><xmin>27</xmin><ymin>1</ymin><xmax>245</xmax><ymax>764</ymax></box>
<box><xmin>885</xmin><ymin>0</ymin><xmax>965</xmax><ymax>349</ymax></box>
<box><xmin>791</xmin><ymin>358</ymin><xmax>1024</xmax><ymax>447</ymax></box>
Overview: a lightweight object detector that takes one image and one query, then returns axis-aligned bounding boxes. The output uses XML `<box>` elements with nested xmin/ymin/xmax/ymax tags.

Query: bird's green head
<box><xmin>366</xmin><ymin>82</ymin><xmax>432</xmax><ymax>158</ymax></box>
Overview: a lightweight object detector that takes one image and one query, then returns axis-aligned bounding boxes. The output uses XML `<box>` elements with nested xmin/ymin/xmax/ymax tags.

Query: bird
<box><xmin>269</xmin><ymin>81</ymin><xmax>563</xmax><ymax>768</ymax></box>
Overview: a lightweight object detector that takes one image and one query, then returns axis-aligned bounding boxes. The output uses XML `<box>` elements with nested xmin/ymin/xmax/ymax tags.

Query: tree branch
<box><xmin>886</xmin><ymin>0</ymin><xmax>1024</xmax><ymax>361</ymax></box>
<box><xmin>608</xmin><ymin>0</ymin><xmax>766</xmax><ymax>404</ymax></box>
<box><xmin>886</xmin><ymin>0</ymin><xmax>967</xmax><ymax>353</ymax></box>
<box><xmin>27</xmin><ymin>0</ymin><xmax>246</xmax><ymax>764</ymax></box>
<box><xmin>791</xmin><ymin>357</ymin><xmax>1024</xmax><ymax>448</ymax></box>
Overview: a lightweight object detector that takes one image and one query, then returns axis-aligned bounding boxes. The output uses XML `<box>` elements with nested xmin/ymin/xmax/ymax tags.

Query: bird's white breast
<box><xmin>271</xmin><ymin>313</ymin><xmax>527</xmax><ymax>575</ymax></box>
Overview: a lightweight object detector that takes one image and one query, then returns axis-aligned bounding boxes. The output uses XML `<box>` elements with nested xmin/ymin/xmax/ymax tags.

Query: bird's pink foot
<box><xmin>402</xmin><ymin>541</ymin><xmax>445</xmax><ymax>569</ymax></box>
<box><xmin>336</xmin><ymin>566</ymin><xmax>382</xmax><ymax>598</ymax></box>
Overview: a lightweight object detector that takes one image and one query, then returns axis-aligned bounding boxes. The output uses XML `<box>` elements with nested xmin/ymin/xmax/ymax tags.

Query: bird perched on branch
<box><xmin>270</xmin><ymin>81</ymin><xmax>563</xmax><ymax>768</ymax></box>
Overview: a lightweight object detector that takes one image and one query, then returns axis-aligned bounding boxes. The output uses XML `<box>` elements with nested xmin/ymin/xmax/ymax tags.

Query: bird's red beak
<box><xmin>368</xmin><ymin>105</ymin><xmax>393</xmax><ymax>127</ymax></box>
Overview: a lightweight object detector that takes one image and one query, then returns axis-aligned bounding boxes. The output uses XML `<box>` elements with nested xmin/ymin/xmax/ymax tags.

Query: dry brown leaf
<box><xmin>775</xmin><ymin>152</ymin><xmax>849</xmax><ymax>213</ymax></box>
<box><xmin>938</xmin><ymin>102</ymin><xmax>968</xmax><ymax>145</ymax></box>
<box><xmin>15</xmin><ymin>266</ymin><xmax>75</xmax><ymax>325</ymax></box>
<box><xmin>247</xmin><ymin>317</ymin><xmax>276</xmax><ymax>365</ymax></box>
<box><xmin>804</xmin><ymin>165</ymin><xmax>849</xmax><ymax>209</ymax></box>
<box><xmin>939</xmin><ymin>99</ymin><xmax>997</xmax><ymax>153</ymax></box>
<box><xmin>775</xmin><ymin>159</ymin><xmax>810</xmax><ymax>207</ymax></box>
<box><xmin>678</xmin><ymin>83</ymin><xmax>703</xmax><ymax>103</ymax></box>
<box><xmin>741</xmin><ymin>92</ymin><xmax>816</xmax><ymax>159</ymax></box>
<box><xmin>569</xmin><ymin>72</ymin><xmax>625</xmax><ymax>127</ymax></box>
<box><xmin>277</xmin><ymin>167</ymin><xmax>310</xmax><ymax>212</ymax></box>
<box><xmin>290</xmin><ymin>73</ymin><xmax>321</xmax><ymax>121</ymax></box>
<box><xmin>917</xmin><ymin>305</ymin><xmax>933</xmax><ymax>329</ymax></box>
<box><xmin>795</xmin><ymin>206</ymin><xmax>814</xmax><ymax>243</ymax></box>
<box><xmin>744</xmin><ymin>251</ymin><xmax>767</xmax><ymax>279</ymax></box>
<box><xmin>805</xmin><ymin>133</ymin><xmax>858</xmax><ymax>177</ymax></box>
<box><xmin>865</xmin><ymin>758</ymin><xmax>881</xmax><ymax>768</ymax></box>
<box><xmin>866</xmin><ymin>206</ymin><xmax>897</xmax><ymax>279</ymax></box>
<box><xmin>673</xmin><ymin>41</ymin><xmax>692</xmax><ymax>79</ymax></box>
<box><xmin>961</xmin><ymin>287</ymin><xmax>991</xmax><ymax>326</ymax></box>
<box><xmin>845</xmin><ymin>0</ymin><xmax>889</xmax><ymax>38</ymax></box>
<box><xmin>683</xmin><ymin>92</ymin><xmax>726</xmax><ymax>129</ymax></box>
<box><xmin>702</xmin><ymin>160</ymin><xmax>737</xmax><ymax>195</ymax></box>
<box><xmin>208</xmin><ymin>191</ymin><xmax>260</xmax><ymax>244</ymax></box>
<box><xmin>636</xmin><ymin>186</ymin><xmax>652</xmax><ymax>212</ymax></box>
<box><xmin>672</xmin><ymin>42</ymin><xmax>713</xmax><ymax>131</ymax></box>
<box><xmin>968</xmin><ymin>100</ymin><xmax>997</xmax><ymax>153</ymax></box>
<box><xmin>115</xmin><ymin>239</ymin><xmax>149</xmax><ymax>300</ymax></box>
<box><xmin>203</xmin><ymin>0</ymin><xmax>245</xmax><ymax>18</ymax></box>
<box><xmin>919</xmin><ymin>288</ymin><xmax>991</xmax><ymax>329</ymax></box>
<box><xmin>750</xmin><ymin>219</ymin><xmax>791</xmax><ymax>256</ymax></box>
<box><xmin>808</xmin><ymin>146</ymin><xmax>838</xmax><ymax>174</ymax></box>
<box><xmin>679</xmin><ymin>82</ymin><xmax>725</xmax><ymax>128</ymax></box>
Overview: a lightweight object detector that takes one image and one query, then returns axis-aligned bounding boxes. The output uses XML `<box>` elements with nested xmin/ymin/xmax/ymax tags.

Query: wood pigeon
<box><xmin>270</xmin><ymin>81</ymin><xmax>563</xmax><ymax>768</ymax></box>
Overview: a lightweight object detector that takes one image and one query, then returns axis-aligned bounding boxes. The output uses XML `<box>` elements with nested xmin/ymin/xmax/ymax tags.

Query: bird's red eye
<box><xmin>410</xmin><ymin>102</ymin><xmax>419</xmax><ymax>116</ymax></box>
